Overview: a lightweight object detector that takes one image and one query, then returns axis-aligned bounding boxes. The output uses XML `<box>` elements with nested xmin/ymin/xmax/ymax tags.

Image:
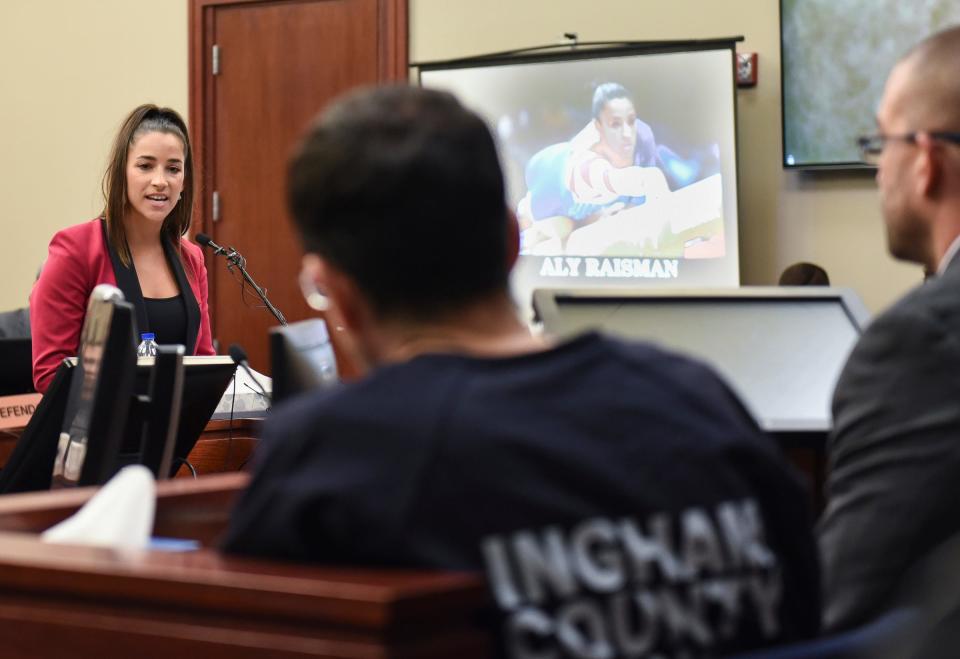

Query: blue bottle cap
<box><xmin>141</xmin><ymin>333</ymin><xmax>156</xmax><ymax>341</ymax></box>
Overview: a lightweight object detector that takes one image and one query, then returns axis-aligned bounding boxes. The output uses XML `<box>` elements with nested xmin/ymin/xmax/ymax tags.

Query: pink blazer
<box><xmin>30</xmin><ymin>219</ymin><xmax>215</xmax><ymax>393</ymax></box>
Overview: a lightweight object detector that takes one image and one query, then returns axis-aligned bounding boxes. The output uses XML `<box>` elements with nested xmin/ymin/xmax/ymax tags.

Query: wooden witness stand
<box><xmin>0</xmin><ymin>474</ymin><xmax>491</xmax><ymax>658</ymax></box>
<box><xmin>0</xmin><ymin>410</ymin><xmax>490</xmax><ymax>657</ymax></box>
<box><xmin>0</xmin><ymin>416</ymin><xmax>260</xmax><ymax>479</ymax></box>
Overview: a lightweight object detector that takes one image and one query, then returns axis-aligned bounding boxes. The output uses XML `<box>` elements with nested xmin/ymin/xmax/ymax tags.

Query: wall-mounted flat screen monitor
<box><xmin>780</xmin><ymin>0</ymin><xmax>960</xmax><ymax>169</ymax></box>
<box><xmin>534</xmin><ymin>287</ymin><xmax>869</xmax><ymax>433</ymax></box>
<box><xmin>419</xmin><ymin>40</ymin><xmax>741</xmax><ymax>311</ymax></box>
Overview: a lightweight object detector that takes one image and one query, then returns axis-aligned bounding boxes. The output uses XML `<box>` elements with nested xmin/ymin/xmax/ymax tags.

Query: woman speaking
<box><xmin>31</xmin><ymin>104</ymin><xmax>215</xmax><ymax>393</ymax></box>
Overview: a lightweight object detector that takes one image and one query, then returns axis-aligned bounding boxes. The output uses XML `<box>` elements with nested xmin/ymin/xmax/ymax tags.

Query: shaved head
<box><xmin>874</xmin><ymin>25</ymin><xmax>960</xmax><ymax>270</ymax></box>
<box><xmin>897</xmin><ymin>25</ymin><xmax>960</xmax><ymax>130</ymax></box>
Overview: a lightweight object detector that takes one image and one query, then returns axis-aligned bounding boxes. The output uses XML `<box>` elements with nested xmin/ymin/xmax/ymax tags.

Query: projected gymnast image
<box><xmin>515</xmin><ymin>82</ymin><xmax>725</xmax><ymax>259</ymax></box>
<box><xmin>420</xmin><ymin>45</ymin><xmax>740</xmax><ymax>290</ymax></box>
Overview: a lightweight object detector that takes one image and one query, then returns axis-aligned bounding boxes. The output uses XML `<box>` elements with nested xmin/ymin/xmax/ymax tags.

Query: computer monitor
<box><xmin>269</xmin><ymin>319</ymin><xmax>339</xmax><ymax>404</ymax></box>
<box><xmin>0</xmin><ymin>360</ymin><xmax>76</xmax><ymax>494</ymax></box>
<box><xmin>119</xmin><ymin>355</ymin><xmax>236</xmax><ymax>477</ymax></box>
<box><xmin>533</xmin><ymin>287</ymin><xmax>869</xmax><ymax>434</ymax></box>
<box><xmin>52</xmin><ymin>284</ymin><xmax>138</xmax><ymax>488</ymax></box>
<box><xmin>0</xmin><ymin>354</ymin><xmax>236</xmax><ymax>493</ymax></box>
<box><xmin>0</xmin><ymin>338</ymin><xmax>34</xmax><ymax>396</ymax></box>
<box><xmin>136</xmin><ymin>345</ymin><xmax>185</xmax><ymax>479</ymax></box>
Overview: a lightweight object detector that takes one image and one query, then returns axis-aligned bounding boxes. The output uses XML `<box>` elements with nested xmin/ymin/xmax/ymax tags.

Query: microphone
<box><xmin>228</xmin><ymin>343</ymin><xmax>271</xmax><ymax>405</ymax></box>
<box><xmin>195</xmin><ymin>233</ymin><xmax>228</xmax><ymax>257</ymax></box>
<box><xmin>196</xmin><ymin>233</ymin><xmax>286</xmax><ymax>326</ymax></box>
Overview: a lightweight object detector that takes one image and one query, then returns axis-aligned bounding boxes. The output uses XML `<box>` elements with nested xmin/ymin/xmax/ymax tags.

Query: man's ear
<box><xmin>301</xmin><ymin>254</ymin><xmax>361</xmax><ymax>331</ymax></box>
<box><xmin>914</xmin><ymin>133</ymin><xmax>942</xmax><ymax>199</ymax></box>
<box><xmin>505</xmin><ymin>208</ymin><xmax>520</xmax><ymax>271</ymax></box>
<box><xmin>301</xmin><ymin>253</ymin><xmax>372</xmax><ymax>376</ymax></box>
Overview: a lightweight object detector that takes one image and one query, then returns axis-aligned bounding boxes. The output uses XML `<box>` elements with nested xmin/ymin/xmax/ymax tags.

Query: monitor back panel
<box><xmin>535</xmin><ymin>288</ymin><xmax>867</xmax><ymax>432</ymax></box>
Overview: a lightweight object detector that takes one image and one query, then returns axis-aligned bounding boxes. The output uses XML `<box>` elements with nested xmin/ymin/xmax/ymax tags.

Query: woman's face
<box><xmin>594</xmin><ymin>97</ymin><xmax>638</xmax><ymax>168</ymax></box>
<box><xmin>125</xmin><ymin>130</ymin><xmax>186</xmax><ymax>228</ymax></box>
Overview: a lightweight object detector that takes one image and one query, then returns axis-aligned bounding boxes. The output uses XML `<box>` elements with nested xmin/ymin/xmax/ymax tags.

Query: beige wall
<box><xmin>0</xmin><ymin>0</ymin><xmax>920</xmax><ymax>314</ymax></box>
<box><xmin>0</xmin><ymin>0</ymin><xmax>187</xmax><ymax>310</ymax></box>
<box><xmin>410</xmin><ymin>0</ymin><xmax>923</xmax><ymax>313</ymax></box>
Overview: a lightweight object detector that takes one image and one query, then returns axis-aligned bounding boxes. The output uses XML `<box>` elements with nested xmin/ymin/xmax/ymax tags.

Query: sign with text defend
<box><xmin>0</xmin><ymin>393</ymin><xmax>42</xmax><ymax>430</ymax></box>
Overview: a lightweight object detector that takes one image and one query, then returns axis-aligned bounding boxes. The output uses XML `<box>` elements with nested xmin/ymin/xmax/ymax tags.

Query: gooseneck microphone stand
<box><xmin>226</xmin><ymin>248</ymin><xmax>287</xmax><ymax>326</ymax></box>
<box><xmin>197</xmin><ymin>234</ymin><xmax>287</xmax><ymax>326</ymax></box>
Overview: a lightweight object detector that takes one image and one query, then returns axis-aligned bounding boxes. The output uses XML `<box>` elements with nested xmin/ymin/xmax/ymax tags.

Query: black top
<box><xmin>223</xmin><ymin>332</ymin><xmax>820</xmax><ymax>657</ymax></box>
<box><xmin>100</xmin><ymin>219</ymin><xmax>201</xmax><ymax>354</ymax></box>
<box><xmin>144</xmin><ymin>295</ymin><xmax>187</xmax><ymax>347</ymax></box>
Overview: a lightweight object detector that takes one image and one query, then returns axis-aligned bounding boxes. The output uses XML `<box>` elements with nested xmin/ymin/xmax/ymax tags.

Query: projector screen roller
<box><xmin>419</xmin><ymin>43</ymin><xmax>741</xmax><ymax>311</ymax></box>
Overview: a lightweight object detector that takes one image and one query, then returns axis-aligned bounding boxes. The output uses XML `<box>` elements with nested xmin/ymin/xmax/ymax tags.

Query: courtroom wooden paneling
<box><xmin>0</xmin><ymin>472</ymin><xmax>249</xmax><ymax>545</ymax></box>
<box><xmin>0</xmin><ymin>534</ymin><xmax>489</xmax><ymax>658</ymax></box>
<box><xmin>172</xmin><ymin>418</ymin><xmax>261</xmax><ymax>476</ymax></box>
<box><xmin>0</xmin><ymin>418</ymin><xmax>260</xmax><ymax>484</ymax></box>
<box><xmin>189</xmin><ymin>0</ymin><xmax>408</xmax><ymax>375</ymax></box>
<box><xmin>0</xmin><ymin>474</ymin><xmax>490</xmax><ymax>658</ymax></box>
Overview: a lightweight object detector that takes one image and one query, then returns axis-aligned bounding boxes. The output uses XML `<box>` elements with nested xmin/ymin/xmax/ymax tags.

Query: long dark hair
<box><xmin>101</xmin><ymin>104</ymin><xmax>195</xmax><ymax>266</ymax></box>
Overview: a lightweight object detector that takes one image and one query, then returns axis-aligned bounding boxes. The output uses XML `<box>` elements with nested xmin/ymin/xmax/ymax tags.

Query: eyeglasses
<box><xmin>856</xmin><ymin>131</ymin><xmax>960</xmax><ymax>166</ymax></box>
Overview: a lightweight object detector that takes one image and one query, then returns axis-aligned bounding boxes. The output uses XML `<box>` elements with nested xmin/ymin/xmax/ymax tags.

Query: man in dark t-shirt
<box><xmin>222</xmin><ymin>85</ymin><xmax>819</xmax><ymax>657</ymax></box>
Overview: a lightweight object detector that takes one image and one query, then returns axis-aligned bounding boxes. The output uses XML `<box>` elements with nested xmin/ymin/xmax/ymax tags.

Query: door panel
<box><xmin>192</xmin><ymin>0</ymin><xmax>407</xmax><ymax>374</ymax></box>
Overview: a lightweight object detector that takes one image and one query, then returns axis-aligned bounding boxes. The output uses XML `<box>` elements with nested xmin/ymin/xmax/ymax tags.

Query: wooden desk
<box><xmin>0</xmin><ymin>418</ymin><xmax>261</xmax><ymax>479</ymax></box>
<box><xmin>172</xmin><ymin>418</ymin><xmax>260</xmax><ymax>476</ymax></box>
<box><xmin>0</xmin><ymin>472</ymin><xmax>249</xmax><ymax>546</ymax></box>
<box><xmin>0</xmin><ymin>474</ymin><xmax>491</xmax><ymax>658</ymax></box>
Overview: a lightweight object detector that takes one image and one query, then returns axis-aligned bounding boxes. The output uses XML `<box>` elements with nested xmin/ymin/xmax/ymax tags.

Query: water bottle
<box><xmin>137</xmin><ymin>332</ymin><xmax>158</xmax><ymax>357</ymax></box>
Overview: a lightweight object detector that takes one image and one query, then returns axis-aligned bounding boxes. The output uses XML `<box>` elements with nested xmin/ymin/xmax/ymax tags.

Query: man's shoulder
<box><xmin>851</xmin><ymin>272</ymin><xmax>960</xmax><ymax>354</ymax></box>
<box><xmin>264</xmin><ymin>384</ymin><xmax>350</xmax><ymax>432</ymax></box>
<box><xmin>594</xmin><ymin>331</ymin><xmax>702</xmax><ymax>366</ymax></box>
<box><xmin>260</xmin><ymin>361</ymin><xmax>448</xmax><ymax>440</ymax></box>
<box><xmin>537</xmin><ymin>333</ymin><xmax>762</xmax><ymax>443</ymax></box>
<box><xmin>831</xmin><ymin>271</ymin><xmax>960</xmax><ymax>450</ymax></box>
<box><xmin>261</xmin><ymin>332</ymin><xmax>757</xmax><ymax>449</ymax></box>
<box><xmin>594</xmin><ymin>333</ymin><xmax>738</xmax><ymax>395</ymax></box>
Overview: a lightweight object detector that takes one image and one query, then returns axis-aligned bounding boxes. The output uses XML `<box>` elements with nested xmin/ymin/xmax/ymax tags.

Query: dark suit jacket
<box><xmin>0</xmin><ymin>307</ymin><xmax>30</xmax><ymax>339</ymax></box>
<box><xmin>819</xmin><ymin>251</ymin><xmax>960</xmax><ymax>631</ymax></box>
<box><xmin>29</xmin><ymin>219</ymin><xmax>215</xmax><ymax>393</ymax></box>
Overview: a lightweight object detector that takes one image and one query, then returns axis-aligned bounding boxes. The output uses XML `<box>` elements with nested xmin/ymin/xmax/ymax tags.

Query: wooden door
<box><xmin>189</xmin><ymin>0</ymin><xmax>407</xmax><ymax>373</ymax></box>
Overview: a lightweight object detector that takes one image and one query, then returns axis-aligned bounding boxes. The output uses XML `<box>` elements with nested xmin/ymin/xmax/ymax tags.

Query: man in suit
<box><xmin>819</xmin><ymin>25</ymin><xmax>960</xmax><ymax>632</ymax></box>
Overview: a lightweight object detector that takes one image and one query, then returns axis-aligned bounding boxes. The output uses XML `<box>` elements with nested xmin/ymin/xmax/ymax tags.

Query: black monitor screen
<box><xmin>534</xmin><ymin>288</ymin><xmax>868</xmax><ymax>432</ymax></box>
<box><xmin>137</xmin><ymin>344</ymin><xmax>185</xmax><ymax>480</ymax></box>
<box><xmin>53</xmin><ymin>284</ymin><xmax>137</xmax><ymax>487</ymax></box>
<box><xmin>0</xmin><ymin>338</ymin><xmax>33</xmax><ymax>396</ymax></box>
<box><xmin>0</xmin><ymin>355</ymin><xmax>235</xmax><ymax>494</ymax></box>
<box><xmin>123</xmin><ymin>355</ymin><xmax>236</xmax><ymax>475</ymax></box>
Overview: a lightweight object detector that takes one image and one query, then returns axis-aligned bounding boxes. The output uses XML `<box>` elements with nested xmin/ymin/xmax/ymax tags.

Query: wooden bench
<box><xmin>0</xmin><ymin>474</ymin><xmax>491</xmax><ymax>658</ymax></box>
